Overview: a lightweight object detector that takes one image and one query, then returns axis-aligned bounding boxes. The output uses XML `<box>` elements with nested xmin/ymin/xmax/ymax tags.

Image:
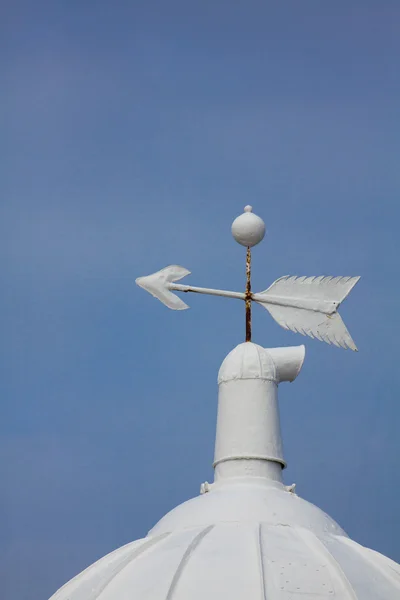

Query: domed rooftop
<box><xmin>50</xmin><ymin>208</ymin><xmax>398</xmax><ymax>599</ymax></box>
<box><xmin>51</xmin><ymin>478</ymin><xmax>400</xmax><ymax>599</ymax></box>
<box><xmin>50</xmin><ymin>343</ymin><xmax>400</xmax><ymax>600</ymax></box>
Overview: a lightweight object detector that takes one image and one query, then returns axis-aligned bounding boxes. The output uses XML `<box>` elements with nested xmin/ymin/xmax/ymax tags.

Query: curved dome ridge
<box><xmin>165</xmin><ymin>525</ymin><xmax>214</xmax><ymax>600</ymax></box>
<box><xmin>328</xmin><ymin>536</ymin><xmax>400</xmax><ymax>594</ymax></box>
<box><xmin>49</xmin><ymin>533</ymin><xmax>170</xmax><ymax>600</ymax></box>
<box><xmin>50</xmin><ymin>521</ymin><xmax>400</xmax><ymax>600</ymax></box>
<box><xmin>284</xmin><ymin>526</ymin><xmax>358</xmax><ymax>598</ymax></box>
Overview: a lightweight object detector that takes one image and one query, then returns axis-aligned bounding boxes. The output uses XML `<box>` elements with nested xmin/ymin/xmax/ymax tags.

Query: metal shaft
<box><xmin>170</xmin><ymin>283</ymin><xmax>245</xmax><ymax>301</ymax></box>
<box><xmin>245</xmin><ymin>247</ymin><xmax>252</xmax><ymax>342</ymax></box>
<box><xmin>169</xmin><ymin>283</ymin><xmax>338</xmax><ymax>314</ymax></box>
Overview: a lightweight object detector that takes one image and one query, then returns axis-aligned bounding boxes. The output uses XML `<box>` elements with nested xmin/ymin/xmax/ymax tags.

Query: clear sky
<box><xmin>1</xmin><ymin>2</ymin><xmax>400</xmax><ymax>598</ymax></box>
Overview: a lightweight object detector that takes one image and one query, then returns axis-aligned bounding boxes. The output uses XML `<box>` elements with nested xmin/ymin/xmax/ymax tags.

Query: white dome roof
<box><xmin>50</xmin><ymin>479</ymin><xmax>400</xmax><ymax>600</ymax></box>
<box><xmin>49</xmin><ymin>343</ymin><xmax>400</xmax><ymax>599</ymax></box>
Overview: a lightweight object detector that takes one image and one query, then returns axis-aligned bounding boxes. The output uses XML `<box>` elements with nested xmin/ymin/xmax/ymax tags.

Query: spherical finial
<box><xmin>231</xmin><ymin>206</ymin><xmax>266</xmax><ymax>247</ymax></box>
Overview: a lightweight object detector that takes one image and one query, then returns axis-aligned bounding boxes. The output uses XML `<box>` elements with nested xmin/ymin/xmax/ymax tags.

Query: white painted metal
<box><xmin>256</xmin><ymin>275</ymin><xmax>360</xmax><ymax>351</ymax></box>
<box><xmin>136</xmin><ymin>266</ymin><xmax>359</xmax><ymax>350</ymax></box>
<box><xmin>170</xmin><ymin>282</ymin><xmax>245</xmax><ymax>301</ymax></box>
<box><xmin>214</xmin><ymin>343</ymin><xmax>305</xmax><ymax>482</ymax></box>
<box><xmin>49</xmin><ymin>207</ymin><xmax>396</xmax><ymax>600</ymax></box>
<box><xmin>136</xmin><ymin>265</ymin><xmax>191</xmax><ymax>310</ymax></box>
<box><xmin>50</xmin><ymin>481</ymin><xmax>400</xmax><ymax>599</ymax></box>
<box><xmin>135</xmin><ymin>206</ymin><xmax>360</xmax><ymax>350</ymax></box>
<box><xmin>231</xmin><ymin>205</ymin><xmax>266</xmax><ymax>247</ymax></box>
<box><xmin>49</xmin><ymin>342</ymin><xmax>400</xmax><ymax>600</ymax></box>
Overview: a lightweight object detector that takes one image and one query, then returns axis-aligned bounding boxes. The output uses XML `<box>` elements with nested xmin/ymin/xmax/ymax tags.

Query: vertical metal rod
<box><xmin>245</xmin><ymin>246</ymin><xmax>252</xmax><ymax>342</ymax></box>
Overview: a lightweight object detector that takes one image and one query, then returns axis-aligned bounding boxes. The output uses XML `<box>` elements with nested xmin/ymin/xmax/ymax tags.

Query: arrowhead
<box><xmin>136</xmin><ymin>265</ymin><xmax>191</xmax><ymax>310</ymax></box>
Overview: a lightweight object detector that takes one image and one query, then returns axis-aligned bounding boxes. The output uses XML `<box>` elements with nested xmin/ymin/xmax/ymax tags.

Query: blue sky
<box><xmin>1</xmin><ymin>2</ymin><xmax>400</xmax><ymax>598</ymax></box>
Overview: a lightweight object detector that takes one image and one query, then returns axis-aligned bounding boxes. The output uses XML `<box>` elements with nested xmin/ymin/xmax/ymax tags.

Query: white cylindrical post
<box><xmin>213</xmin><ymin>343</ymin><xmax>305</xmax><ymax>484</ymax></box>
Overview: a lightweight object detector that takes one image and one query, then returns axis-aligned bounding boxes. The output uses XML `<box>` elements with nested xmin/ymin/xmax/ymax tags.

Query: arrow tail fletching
<box><xmin>260</xmin><ymin>303</ymin><xmax>358</xmax><ymax>350</ymax></box>
<box><xmin>136</xmin><ymin>265</ymin><xmax>191</xmax><ymax>310</ymax></box>
<box><xmin>256</xmin><ymin>275</ymin><xmax>360</xmax><ymax>350</ymax></box>
<box><xmin>261</xmin><ymin>275</ymin><xmax>360</xmax><ymax>305</ymax></box>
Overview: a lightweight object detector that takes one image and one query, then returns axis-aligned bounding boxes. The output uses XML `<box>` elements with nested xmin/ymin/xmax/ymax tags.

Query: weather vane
<box><xmin>136</xmin><ymin>206</ymin><xmax>360</xmax><ymax>350</ymax></box>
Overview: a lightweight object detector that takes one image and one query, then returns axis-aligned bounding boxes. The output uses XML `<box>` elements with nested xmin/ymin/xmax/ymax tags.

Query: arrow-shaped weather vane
<box><xmin>136</xmin><ymin>206</ymin><xmax>360</xmax><ymax>350</ymax></box>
